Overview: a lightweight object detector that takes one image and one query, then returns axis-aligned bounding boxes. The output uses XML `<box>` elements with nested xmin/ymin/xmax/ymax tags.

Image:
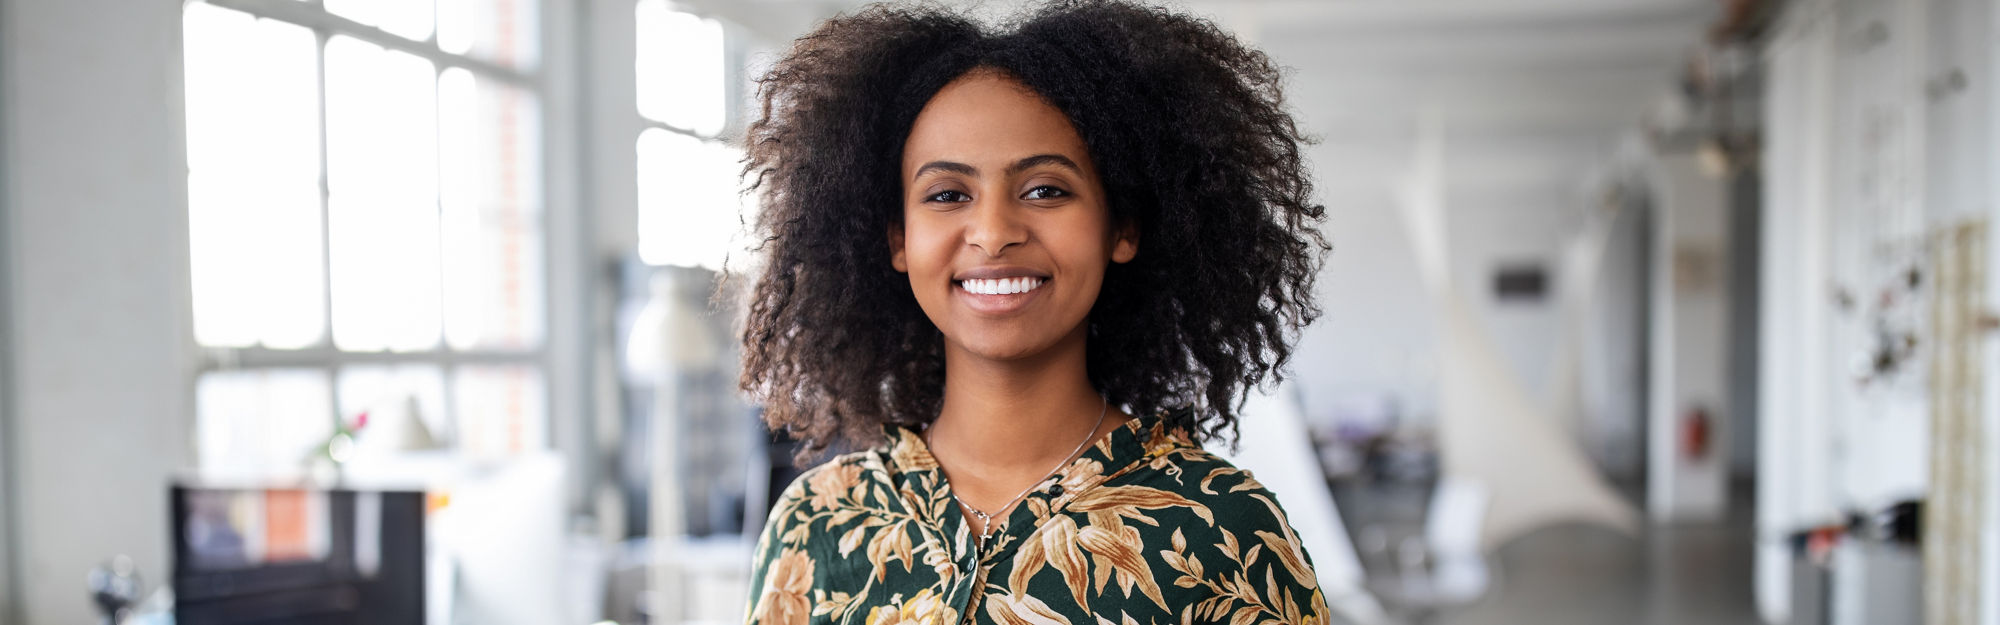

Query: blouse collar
<box><xmin>876</xmin><ymin>408</ymin><xmax>1200</xmax><ymax>560</ymax></box>
<box><xmin>882</xmin><ymin>408</ymin><xmax>1176</xmax><ymax>482</ymax></box>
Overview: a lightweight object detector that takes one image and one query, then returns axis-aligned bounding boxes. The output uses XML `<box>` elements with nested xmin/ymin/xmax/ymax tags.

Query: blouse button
<box><xmin>1048</xmin><ymin>484</ymin><xmax>1065</xmax><ymax>497</ymax></box>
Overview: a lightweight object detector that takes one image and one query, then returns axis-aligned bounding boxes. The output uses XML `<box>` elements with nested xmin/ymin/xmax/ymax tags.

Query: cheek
<box><xmin>898</xmin><ymin>222</ymin><xmax>954</xmax><ymax>279</ymax></box>
<box><xmin>1057</xmin><ymin>216</ymin><xmax>1117</xmax><ymax>264</ymax></box>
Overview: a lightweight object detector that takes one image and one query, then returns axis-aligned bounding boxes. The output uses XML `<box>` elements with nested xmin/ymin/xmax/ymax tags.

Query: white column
<box><xmin>0</xmin><ymin>1</ymin><xmax>198</xmax><ymax>623</ymax></box>
<box><xmin>1983</xmin><ymin>3</ymin><xmax>2000</xmax><ymax>624</ymax></box>
<box><xmin>1647</xmin><ymin>154</ymin><xmax>1733</xmax><ymax>523</ymax></box>
<box><xmin>1756</xmin><ymin>4</ymin><xmax>1840</xmax><ymax>619</ymax></box>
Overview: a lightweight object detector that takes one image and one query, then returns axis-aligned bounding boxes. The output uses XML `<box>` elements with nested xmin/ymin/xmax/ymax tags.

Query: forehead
<box><xmin>901</xmin><ymin>71</ymin><xmax>1093</xmax><ymax>174</ymax></box>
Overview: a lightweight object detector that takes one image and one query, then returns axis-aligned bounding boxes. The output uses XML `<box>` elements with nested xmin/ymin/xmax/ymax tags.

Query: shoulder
<box><xmin>771</xmin><ymin>448</ymin><xmax>887</xmax><ymax>510</ymax></box>
<box><xmin>1105</xmin><ymin>435</ymin><xmax>1319</xmax><ymax>575</ymax></box>
<box><xmin>1137</xmin><ymin>448</ymin><xmax>1331</xmax><ymax>620</ymax></box>
<box><xmin>1173</xmin><ymin>453</ymin><xmax>1316</xmax><ymax>574</ymax></box>
<box><xmin>757</xmin><ymin>448</ymin><xmax>892</xmax><ymax>542</ymax></box>
<box><xmin>1113</xmin><ymin>443</ymin><xmax>1304</xmax><ymax>537</ymax></box>
<box><xmin>1053</xmin><ymin>438</ymin><xmax>1330</xmax><ymax>621</ymax></box>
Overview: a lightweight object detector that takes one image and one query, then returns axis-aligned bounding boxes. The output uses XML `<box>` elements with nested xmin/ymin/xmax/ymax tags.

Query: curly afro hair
<box><xmin>738</xmin><ymin>0</ymin><xmax>1326</xmax><ymax>460</ymax></box>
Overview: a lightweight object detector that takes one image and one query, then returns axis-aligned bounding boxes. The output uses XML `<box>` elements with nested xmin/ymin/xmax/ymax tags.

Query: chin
<box><xmin>957</xmin><ymin>338</ymin><xmax>1051</xmax><ymax>362</ymax></box>
<box><xmin>948</xmin><ymin>327</ymin><xmax>1064</xmax><ymax>363</ymax></box>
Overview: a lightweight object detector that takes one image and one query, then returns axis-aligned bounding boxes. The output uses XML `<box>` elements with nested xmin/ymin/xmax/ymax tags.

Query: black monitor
<box><xmin>171</xmin><ymin>485</ymin><xmax>425</xmax><ymax>625</ymax></box>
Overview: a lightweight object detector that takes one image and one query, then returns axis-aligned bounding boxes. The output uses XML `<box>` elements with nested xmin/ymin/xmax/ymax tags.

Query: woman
<box><xmin>737</xmin><ymin>1</ymin><xmax>1328</xmax><ymax>623</ymax></box>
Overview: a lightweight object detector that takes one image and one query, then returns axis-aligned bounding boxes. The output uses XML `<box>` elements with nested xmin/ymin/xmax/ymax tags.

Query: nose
<box><xmin>964</xmin><ymin>197</ymin><xmax>1027</xmax><ymax>257</ymax></box>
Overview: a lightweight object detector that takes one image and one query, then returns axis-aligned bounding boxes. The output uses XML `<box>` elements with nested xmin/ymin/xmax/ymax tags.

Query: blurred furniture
<box><xmin>170</xmin><ymin>484</ymin><xmax>426</xmax><ymax>624</ymax></box>
<box><xmin>618</xmin><ymin>262</ymin><xmax>763</xmax><ymax>624</ymax></box>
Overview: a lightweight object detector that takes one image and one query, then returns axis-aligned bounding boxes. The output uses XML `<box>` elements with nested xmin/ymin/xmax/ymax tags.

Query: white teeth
<box><xmin>961</xmin><ymin>277</ymin><xmax>1043</xmax><ymax>295</ymax></box>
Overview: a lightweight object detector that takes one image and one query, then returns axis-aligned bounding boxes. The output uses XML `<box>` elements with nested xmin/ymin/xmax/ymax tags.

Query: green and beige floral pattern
<box><xmin>746</xmin><ymin>411</ymin><xmax>1329</xmax><ymax>625</ymax></box>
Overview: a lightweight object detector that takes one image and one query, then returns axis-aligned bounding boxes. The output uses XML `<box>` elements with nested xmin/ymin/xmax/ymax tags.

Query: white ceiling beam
<box><xmin>1181</xmin><ymin>0</ymin><xmax>1710</xmax><ymax>32</ymax></box>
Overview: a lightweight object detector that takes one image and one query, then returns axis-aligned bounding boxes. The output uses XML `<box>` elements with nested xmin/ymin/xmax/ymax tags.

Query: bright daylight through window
<box><xmin>183</xmin><ymin>0</ymin><xmax>547</xmax><ymax>475</ymax></box>
<box><xmin>634</xmin><ymin>0</ymin><xmax>748</xmax><ymax>270</ymax></box>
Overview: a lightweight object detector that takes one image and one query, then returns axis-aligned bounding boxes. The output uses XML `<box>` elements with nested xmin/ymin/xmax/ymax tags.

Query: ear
<box><xmin>1110</xmin><ymin>218</ymin><xmax>1139</xmax><ymax>264</ymax></box>
<box><xmin>889</xmin><ymin>222</ymin><xmax>909</xmax><ymax>273</ymax></box>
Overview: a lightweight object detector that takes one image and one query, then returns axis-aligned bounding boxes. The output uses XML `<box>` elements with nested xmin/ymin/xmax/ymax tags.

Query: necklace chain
<box><xmin>925</xmin><ymin>396</ymin><xmax>1109</xmax><ymax>553</ymax></box>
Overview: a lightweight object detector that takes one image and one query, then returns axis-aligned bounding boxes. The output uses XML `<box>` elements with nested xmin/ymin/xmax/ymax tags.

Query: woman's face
<box><xmin>891</xmin><ymin>70</ymin><xmax>1137</xmax><ymax>364</ymax></box>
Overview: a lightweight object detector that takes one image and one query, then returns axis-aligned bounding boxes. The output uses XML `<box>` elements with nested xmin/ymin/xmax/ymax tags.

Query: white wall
<box><xmin>1756</xmin><ymin>6</ymin><xmax>1839</xmax><ymax>619</ymax></box>
<box><xmin>0</xmin><ymin>1</ymin><xmax>196</xmax><ymax>623</ymax></box>
<box><xmin>1288</xmin><ymin>181</ymin><xmax>1593</xmax><ymax>433</ymax></box>
<box><xmin>1756</xmin><ymin>0</ymin><xmax>1999</xmax><ymax>620</ymax></box>
<box><xmin>1647</xmin><ymin>153</ymin><xmax>1732</xmax><ymax>523</ymax></box>
<box><xmin>1987</xmin><ymin>3</ymin><xmax>2000</xmax><ymax>621</ymax></box>
<box><xmin>1583</xmin><ymin>190</ymin><xmax>1651</xmax><ymax>481</ymax></box>
<box><xmin>1</xmin><ymin>0</ymin><xmax>19</xmax><ymax>611</ymax></box>
<box><xmin>1288</xmin><ymin>182</ymin><xmax>1442</xmax><ymax>422</ymax></box>
<box><xmin>1</xmin><ymin>178</ymin><xmax>16</xmax><ymax>625</ymax></box>
<box><xmin>1261</xmin><ymin>7</ymin><xmax>1688</xmax><ymax>463</ymax></box>
<box><xmin>1285</xmin><ymin>149</ymin><xmax>1635</xmax><ymax>470</ymax></box>
<box><xmin>1447</xmin><ymin>184</ymin><xmax>1582</xmax><ymax>405</ymax></box>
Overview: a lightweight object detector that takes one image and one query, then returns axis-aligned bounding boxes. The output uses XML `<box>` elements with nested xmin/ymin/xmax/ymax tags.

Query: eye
<box><xmin>925</xmin><ymin>189</ymin><xmax>971</xmax><ymax>203</ymax></box>
<box><xmin>1022</xmin><ymin>185</ymin><xmax>1069</xmax><ymax>200</ymax></box>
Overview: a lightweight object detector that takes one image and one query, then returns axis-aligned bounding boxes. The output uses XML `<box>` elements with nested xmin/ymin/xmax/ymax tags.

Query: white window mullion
<box><xmin>186</xmin><ymin>0</ymin><xmax>553</xmax><ymax>470</ymax></box>
<box><xmin>316</xmin><ymin>27</ymin><xmax>337</xmax><ymax>351</ymax></box>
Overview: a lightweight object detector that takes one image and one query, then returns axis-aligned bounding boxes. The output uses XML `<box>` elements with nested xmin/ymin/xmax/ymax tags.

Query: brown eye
<box><xmin>1022</xmin><ymin>185</ymin><xmax>1068</xmax><ymax>200</ymax></box>
<box><xmin>926</xmin><ymin>189</ymin><xmax>971</xmax><ymax>203</ymax></box>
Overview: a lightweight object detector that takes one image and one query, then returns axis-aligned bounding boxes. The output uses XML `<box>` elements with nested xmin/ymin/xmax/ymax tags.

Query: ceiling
<box><xmin>687</xmin><ymin>0</ymin><xmax>1719</xmax><ymax>198</ymax></box>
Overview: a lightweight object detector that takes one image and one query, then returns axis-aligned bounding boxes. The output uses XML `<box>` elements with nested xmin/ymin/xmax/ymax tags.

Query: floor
<box><xmin>1331</xmin><ymin>481</ymin><xmax>1767</xmax><ymax>625</ymax></box>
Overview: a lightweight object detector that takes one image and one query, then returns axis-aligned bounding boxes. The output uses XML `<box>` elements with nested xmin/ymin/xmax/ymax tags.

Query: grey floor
<box><xmin>1332</xmin><ymin>482</ymin><xmax>1766</xmax><ymax>625</ymax></box>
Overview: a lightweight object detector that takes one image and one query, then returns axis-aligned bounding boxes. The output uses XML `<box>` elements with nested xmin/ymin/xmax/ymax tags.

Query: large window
<box><xmin>633</xmin><ymin>0</ymin><xmax>747</xmax><ymax>269</ymax></box>
<box><xmin>183</xmin><ymin>0</ymin><xmax>547</xmax><ymax>474</ymax></box>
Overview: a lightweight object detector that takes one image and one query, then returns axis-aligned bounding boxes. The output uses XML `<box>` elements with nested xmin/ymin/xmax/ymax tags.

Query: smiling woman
<box><xmin>892</xmin><ymin>70</ymin><xmax>1136</xmax><ymax>365</ymax></box>
<box><xmin>734</xmin><ymin>1</ymin><xmax>1328</xmax><ymax>623</ymax></box>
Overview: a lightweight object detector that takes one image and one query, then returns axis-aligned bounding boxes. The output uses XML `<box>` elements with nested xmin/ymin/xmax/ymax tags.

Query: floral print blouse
<box><xmin>744</xmin><ymin>410</ymin><xmax>1330</xmax><ymax>625</ymax></box>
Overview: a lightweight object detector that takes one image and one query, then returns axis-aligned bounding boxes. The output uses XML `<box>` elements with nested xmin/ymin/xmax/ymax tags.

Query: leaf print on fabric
<box><xmin>889</xmin><ymin>428</ymin><xmax>938</xmax><ymax>472</ymax></box>
<box><xmin>1196</xmin><ymin>467</ymin><xmax>1238</xmax><ymax>496</ymax></box>
<box><xmin>866</xmin><ymin>520</ymin><xmax>916</xmax><ymax>580</ymax></box>
<box><xmin>743</xmin><ymin>410</ymin><xmax>1333</xmax><ymax>625</ymax></box>
<box><xmin>1249</xmin><ymin>494</ymin><xmax>1318</xmax><ymax>591</ymax></box>
<box><xmin>1011</xmin><ymin>524</ymin><xmax>1044</xmax><ymax>595</ymax></box>
<box><xmin>1228</xmin><ymin>479</ymin><xmax>1264</xmax><ymax>494</ymax></box>
<box><xmin>984</xmin><ymin>592</ymin><xmax>1069</xmax><ymax>625</ymax></box>
<box><xmin>1041</xmin><ymin>515</ymin><xmax>1093</xmax><ymax>610</ymax></box>
<box><xmin>1077</xmin><ymin>524</ymin><xmax>1168</xmax><ymax>610</ymax></box>
<box><xmin>749</xmin><ymin>548</ymin><xmax>814</xmax><ymax>625</ymax></box>
<box><xmin>811</xmin><ymin>590</ymin><xmax>856</xmax><ymax>618</ymax></box>
<box><xmin>1048</xmin><ymin>458</ymin><xmax>1109</xmax><ymax>507</ymax></box>
<box><xmin>840</xmin><ymin>524</ymin><xmax>870</xmax><ymax>556</ymax></box>
<box><xmin>923</xmin><ymin>537</ymin><xmax>960</xmax><ymax>578</ymax></box>
<box><xmin>865</xmin><ymin>588</ymin><xmax>955</xmax><ymax>625</ymax></box>
<box><xmin>1069</xmin><ymin>485</ymin><xmax>1215</xmax><ymax>526</ymax></box>
<box><xmin>1255</xmin><ymin>529</ymin><xmax>1316</xmax><ymax>591</ymax></box>
<box><xmin>808</xmin><ymin>463</ymin><xmax>864</xmax><ymax>510</ymax></box>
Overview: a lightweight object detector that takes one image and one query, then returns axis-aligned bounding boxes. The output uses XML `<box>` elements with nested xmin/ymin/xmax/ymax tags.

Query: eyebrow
<box><xmin>1006</xmin><ymin>154</ymin><xmax>1082</xmax><ymax>176</ymax></box>
<box><xmin>910</xmin><ymin>154</ymin><xmax>1083</xmax><ymax>182</ymax></box>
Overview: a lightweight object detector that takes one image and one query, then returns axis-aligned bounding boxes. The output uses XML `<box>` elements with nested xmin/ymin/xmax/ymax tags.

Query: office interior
<box><xmin>0</xmin><ymin>0</ymin><xmax>1995</xmax><ymax>623</ymax></box>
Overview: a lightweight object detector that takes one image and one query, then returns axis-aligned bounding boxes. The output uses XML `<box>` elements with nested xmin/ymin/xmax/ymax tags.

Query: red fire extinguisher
<box><xmin>1680</xmin><ymin>407</ymin><xmax>1712</xmax><ymax>460</ymax></box>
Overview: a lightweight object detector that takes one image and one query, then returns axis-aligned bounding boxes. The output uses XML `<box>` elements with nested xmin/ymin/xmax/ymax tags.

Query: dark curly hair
<box><xmin>738</xmin><ymin>0</ymin><xmax>1326</xmax><ymax>460</ymax></box>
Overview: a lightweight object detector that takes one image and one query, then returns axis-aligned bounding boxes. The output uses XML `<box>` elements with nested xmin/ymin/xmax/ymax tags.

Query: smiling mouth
<box><xmin>956</xmin><ymin>277</ymin><xmax>1047</xmax><ymax>295</ymax></box>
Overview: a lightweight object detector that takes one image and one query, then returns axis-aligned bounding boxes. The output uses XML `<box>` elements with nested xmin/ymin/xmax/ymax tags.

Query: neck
<box><xmin>926</xmin><ymin>326</ymin><xmax>1122</xmax><ymax>497</ymax></box>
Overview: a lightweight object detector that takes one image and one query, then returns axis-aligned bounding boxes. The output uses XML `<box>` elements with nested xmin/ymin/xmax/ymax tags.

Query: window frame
<box><xmin>631</xmin><ymin>0</ymin><xmax>752</xmax><ymax>269</ymax></box>
<box><xmin>185</xmin><ymin>0</ymin><xmax>570</xmax><ymax>463</ymax></box>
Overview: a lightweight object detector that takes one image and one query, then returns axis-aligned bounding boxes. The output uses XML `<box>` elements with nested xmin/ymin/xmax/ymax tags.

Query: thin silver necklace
<box><xmin>926</xmin><ymin>396</ymin><xmax>1108</xmax><ymax>554</ymax></box>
